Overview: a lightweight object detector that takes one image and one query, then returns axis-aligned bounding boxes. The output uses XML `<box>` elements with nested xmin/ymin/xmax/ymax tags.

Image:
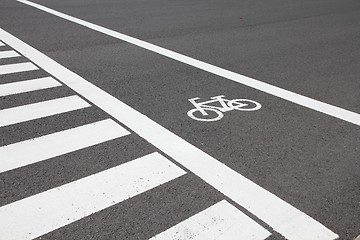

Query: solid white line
<box><xmin>0</xmin><ymin>76</ymin><xmax>62</xmax><ymax>96</ymax></box>
<box><xmin>0</xmin><ymin>50</ymin><xmax>20</xmax><ymax>59</ymax></box>
<box><xmin>0</xmin><ymin>41</ymin><xmax>5</xmax><ymax>46</ymax></box>
<box><xmin>0</xmin><ymin>119</ymin><xmax>130</xmax><ymax>173</ymax></box>
<box><xmin>0</xmin><ymin>152</ymin><xmax>186</xmax><ymax>240</ymax></box>
<box><xmin>150</xmin><ymin>200</ymin><xmax>271</xmax><ymax>240</ymax></box>
<box><xmin>0</xmin><ymin>62</ymin><xmax>38</xmax><ymax>75</ymax></box>
<box><xmin>15</xmin><ymin>0</ymin><xmax>360</xmax><ymax>126</ymax></box>
<box><xmin>0</xmin><ymin>95</ymin><xmax>91</xmax><ymax>127</ymax></box>
<box><xmin>0</xmin><ymin>28</ymin><xmax>339</xmax><ymax>240</ymax></box>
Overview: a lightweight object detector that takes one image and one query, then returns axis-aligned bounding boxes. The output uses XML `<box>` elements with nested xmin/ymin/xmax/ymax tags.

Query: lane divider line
<box><xmin>149</xmin><ymin>200</ymin><xmax>271</xmax><ymax>240</ymax></box>
<box><xmin>0</xmin><ymin>76</ymin><xmax>62</xmax><ymax>96</ymax></box>
<box><xmin>0</xmin><ymin>50</ymin><xmax>20</xmax><ymax>59</ymax></box>
<box><xmin>0</xmin><ymin>28</ymin><xmax>339</xmax><ymax>240</ymax></box>
<box><xmin>0</xmin><ymin>152</ymin><xmax>186</xmax><ymax>240</ymax></box>
<box><xmin>0</xmin><ymin>95</ymin><xmax>91</xmax><ymax>127</ymax></box>
<box><xmin>0</xmin><ymin>119</ymin><xmax>130</xmax><ymax>173</ymax></box>
<box><xmin>0</xmin><ymin>62</ymin><xmax>38</xmax><ymax>75</ymax></box>
<box><xmin>15</xmin><ymin>0</ymin><xmax>360</xmax><ymax>126</ymax></box>
<box><xmin>0</xmin><ymin>41</ymin><xmax>4</xmax><ymax>46</ymax></box>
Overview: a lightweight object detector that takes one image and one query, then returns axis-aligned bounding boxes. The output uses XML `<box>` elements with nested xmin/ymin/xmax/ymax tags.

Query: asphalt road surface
<box><xmin>0</xmin><ymin>0</ymin><xmax>359</xmax><ymax>239</ymax></box>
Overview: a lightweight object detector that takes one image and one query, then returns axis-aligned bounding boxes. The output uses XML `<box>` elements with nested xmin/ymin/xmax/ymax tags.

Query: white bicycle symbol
<box><xmin>187</xmin><ymin>95</ymin><xmax>261</xmax><ymax>122</ymax></box>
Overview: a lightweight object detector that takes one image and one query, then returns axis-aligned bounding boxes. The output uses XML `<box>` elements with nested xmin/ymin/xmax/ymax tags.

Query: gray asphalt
<box><xmin>0</xmin><ymin>0</ymin><xmax>359</xmax><ymax>239</ymax></box>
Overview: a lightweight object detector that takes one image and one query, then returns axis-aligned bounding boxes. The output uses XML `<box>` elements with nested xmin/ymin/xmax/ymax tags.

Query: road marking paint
<box><xmin>150</xmin><ymin>200</ymin><xmax>271</xmax><ymax>240</ymax></box>
<box><xmin>0</xmin><ymin>28</ymin><xmax>339</xmax><ymax>240</ymax></box>
<box><xmin>187</xmin><ymin>95</ymin><xmax>261</xmax><ymax>122</ymax></box>
<box><xmin>0</xmin><ymin>119</ymin><xmax>130</xmax><ymax>173</ymax></box>
<box><xmin>15</xmin><ymin>0</ymin><xmax>360</xmax><ymax>126</ymax></box>
<box><xmin>0</xmin><ymin>62</ymin><xmax>38</xmax><ymax>75</ymax></box>
<box><xmin>0</xmin><ymin>41</ymin><xmax>5</xmax><ymax>46</ymax></box>
<box><xmin>0</xmin><ymin>152</ymin><xmax>186</xmax><ymax>240</ymax></box>
<box><xmin>0</xmin><ymin>95</ymin><xmax>91</xmax><ymax>127</ymax></box>
<box><xmin>0</xmin><ymin>76</ymin><xmax>62</xmax><ymax>96</ymax></box>
<box><xmin>0</xmin><ymin>50</ymin><xmax>20</xmax><ymax>59</ymax></box>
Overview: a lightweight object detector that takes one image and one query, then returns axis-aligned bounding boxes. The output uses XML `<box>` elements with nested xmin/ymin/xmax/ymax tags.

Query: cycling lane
<box><xmin>1</xmin><ymin>0</ymin><xmax>359</xmax><ymax>239</ymax></box>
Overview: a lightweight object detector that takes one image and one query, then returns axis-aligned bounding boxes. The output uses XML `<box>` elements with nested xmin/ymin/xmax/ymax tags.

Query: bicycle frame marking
<box><xmin>187</xmin><ymin>95</ymin><xmax>261</xmax><ymax>122</ymax></box>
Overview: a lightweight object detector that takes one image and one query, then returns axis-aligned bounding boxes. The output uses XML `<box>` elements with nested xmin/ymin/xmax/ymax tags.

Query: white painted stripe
<box><xmin>0</xmin><ymin>28</ymin><xmax>339</xmax><ymax>240</ymax></box>
<box><xmin>0</xmin><ymin>76</ymin><xmax>62</xmax><ymax>96</ymax></box>
<box><xmin>150</xmin><ymin>200</ymin><xmax>271</xmax><ymax>240</ymax></box>
<box><xmin>0</xmin><ymin>50</ymin><xmax>20</xmax><ymax>59</ymax></box>
<box><xmin>0</xmin><ymin>41</ymin><xmax>5</xmax><ymax>46</ymax></box>
<box><xmin>0</xmin><ymin>95</ymin><xmax>90</xmax><ymax>127</ymax></box>
<box><xmin>0</xmin><ymin>119</ymin><xmax>130</xmax><ymax>173</ymax></box>
<box><xmin>0</xmin><ymin>152</ymin><xmax>186</xmax><ymax>240</ymax></box>
<box><xmin>15</xmin><ymin>0</ymin><xmax>360</xmax><ymax>126</ymax></box>
<box><xmin>0</xmin><ymin>62</ymin><xmax>38</xmax><ymax>75</ymax></box>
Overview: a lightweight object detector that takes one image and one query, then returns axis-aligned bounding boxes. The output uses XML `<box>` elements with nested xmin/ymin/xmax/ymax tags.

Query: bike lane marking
<box><xmin>0</xmin><ymin>27</ymin><xmax>338</xmax><ymax>240</ymax></box>
<box><xmin>16</xmin><ymin>0</ymin><xmax>360</xmax><ymax>127</ymax></box>
<box><xmin>187</xmin><ymin>96</ymin><xmax>261</xmax><ymax>122</ymax></box>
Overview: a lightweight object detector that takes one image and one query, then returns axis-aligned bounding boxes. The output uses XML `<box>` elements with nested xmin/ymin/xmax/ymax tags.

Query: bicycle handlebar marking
<box><xmin>187</xmin><ymin>95</ymin><xmax>261</xmax><ymax>122</ymax></box>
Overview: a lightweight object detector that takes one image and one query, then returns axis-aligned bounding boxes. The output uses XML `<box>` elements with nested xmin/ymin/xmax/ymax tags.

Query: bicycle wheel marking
<box><xmin>187</xmin><ymin>95</ymin><xmax>261</xmax><ymax>122</ymax></box>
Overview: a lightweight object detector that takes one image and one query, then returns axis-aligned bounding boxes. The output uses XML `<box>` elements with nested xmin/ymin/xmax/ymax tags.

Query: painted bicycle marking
<box><xmin>187</xmin><ymin>95</ymin><xmax>261</xmax><ymax>122</ymax></box>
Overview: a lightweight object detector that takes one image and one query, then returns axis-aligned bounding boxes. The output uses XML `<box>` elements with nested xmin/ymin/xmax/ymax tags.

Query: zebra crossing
<box><xmin>0</xmin><ymin>76</ymin><xmax>61</xmax><ymax>97</ymax></box>
<box><xmin>0</xmin><ymin>153</ymin><xmax>186</xmax><ymax>240</ymax></box>
<box><xmin>0</xmin><ymin>35</ymin><xmax>273</xmax><ymax>239</ymax></box>
<box><xmin>0</xmin><ymin>62</ymin><xmax>38</xmax><ymax>75</ymax></box>
<box><xmin>0</xmin><ymin>95</ymin><xmax>91</xmax><ymax>128</ymax></box>
<box><xmin>0</xmin><ymin>50</ymin><xmax>20</xmax><ymax>59</ymax></box>
<box><xmin>149</xmin><ymin>200</ymin><xmax>270</xmax><ymax>240</ymax></box>
<box><xmin>0</xmin><ymin>119</ymin><xmax>129</xmax><ymax>173</ymax></box>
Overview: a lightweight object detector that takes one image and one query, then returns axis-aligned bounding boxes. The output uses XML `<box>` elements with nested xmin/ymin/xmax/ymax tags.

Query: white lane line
<box><xmin>0</xmin><ymin>119</ymin><xmax>130</xmax><ymax>173</ymax></box>
<box><xmin>0</xmin><ymin>95</ymin><xmax>90</xmax><ymax>127</ymax></box>
<box><xmin>0</xmin><ymin>76</ymin><xmax>62</xmax><ymax>96</ymax></box>
<box><xmin>15</xmin><ymin>0</ymin><xmax>360</xmax><ymax>126</ymax></box>
<box><xmin>0</xmin><ymin>62</ymin><xmax>38</xmax><ymax>75</ymax></box>
<box><xmin>150</xmin><ymin>200</ymin><xmax>271</xmax><ymax>240</ymax></box>
<box><xmin>0</xmin><ymin>28</ymin><xmax>339</xmax><ymax>240</ymax></box>
<box><xmin>0</xmin><ymin>152</ymin><xmax>186</xmax><ymax>240</ymax></box>
<box><xmin>0</xmin><ymin>50</ymin><xmax>20</xmax><ymax>59</ymax></box>
<box><xmin>0</xmin><ymin>41</ymin><xmax>5</xmax><ymax>46</ymax></box>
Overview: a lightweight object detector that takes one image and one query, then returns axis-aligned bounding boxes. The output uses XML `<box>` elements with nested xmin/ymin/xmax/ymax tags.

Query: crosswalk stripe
<box><xmin>150</xmin><ymin>200</ymin><xmax>271</xmax><ymax>240</ymax></box>
<box><xmin>0</xmin><ymin>27</ymin><xmax>339</xmax><ymax>240</ymax></box>
<box><xmin>0</xmin><ymin>50</ymin><xmax>20</xmax><ymax>59</ymax></box>
<box><xmin>0</xmin><ymin>76</ymin><xmax>62</xmax><ymax>96</ymax></box>
<box><xmin>0</xmin><ymin>152</ymin><xmax>186</xmax><ymax>240</ymax></box>
<box><xmin>0</xmin><ymin>41</ymin><xmax>4</xmax><ymax>46</ymax></box>
<box><xmin>0</xmin><ymin>95</ymin><xmax>90</xmax><ymax>127</ymax></box>
<box><xmin>0</xmin><ymin>119</ymin><xmax>130</xmax><ymax>173</ymax></box>
<box><xmin>0</xmin><ymin>62</ymin><xmax>38</xmax><ymax>75</ymax></box>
